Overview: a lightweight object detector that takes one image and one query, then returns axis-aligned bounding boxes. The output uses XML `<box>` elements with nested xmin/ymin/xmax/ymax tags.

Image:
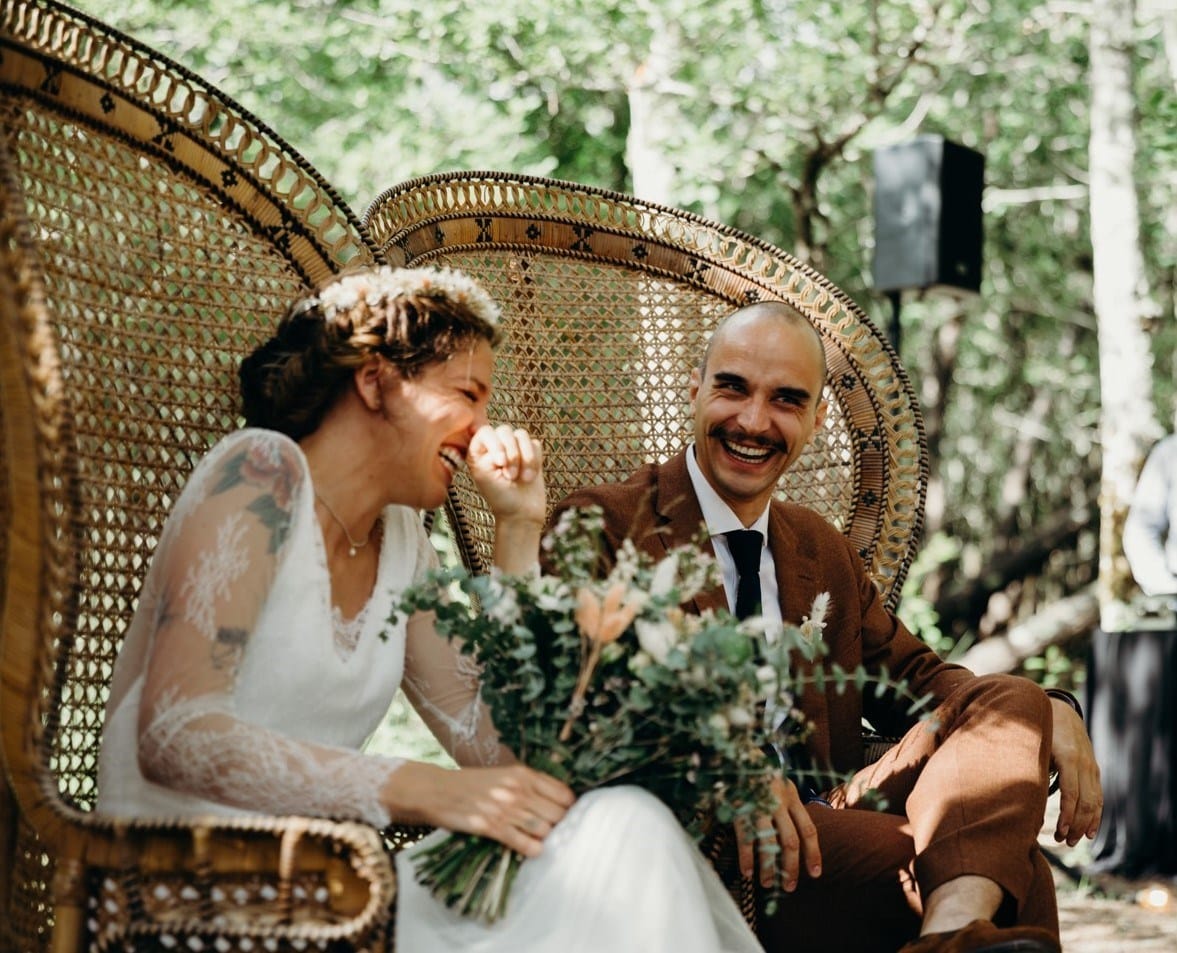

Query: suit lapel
<box><xmin>652</xmin><ymin>452</ymin><xmax>729</xmax><ymax>617</ymax></box>
<box><xmin>767</xmin><ymin>504</ymin><xmax>832</xmax><ymax>765</ymax></box>
<box><xmin>768</xmin><ymin>506</ymin><xmax>821</xmax><ymax>624</ymax></box>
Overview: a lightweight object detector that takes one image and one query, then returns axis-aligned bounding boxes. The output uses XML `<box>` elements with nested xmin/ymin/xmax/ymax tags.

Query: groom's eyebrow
<box><xmin>771</xmin><ymin>384</ymin><xmax>813</xmax><ymax>404</ymax></box>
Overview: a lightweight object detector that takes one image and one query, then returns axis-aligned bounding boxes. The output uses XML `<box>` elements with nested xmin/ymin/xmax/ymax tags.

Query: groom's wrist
<box><xmin>1044</xmin><ymin>688</ymin><xmax>1083</xmax><ymax>721</ymax></box>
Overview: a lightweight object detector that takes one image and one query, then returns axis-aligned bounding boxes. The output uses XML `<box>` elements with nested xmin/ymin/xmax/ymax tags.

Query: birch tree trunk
<box><xmin>625</xmin><ymin>25</ymin><xmax>678</xmax><ymax>205</ymax></box>
<box><xmin>1089</xmin><ymin>0</ymin><xmax>1162</xmax><ymax>629</ymax></box>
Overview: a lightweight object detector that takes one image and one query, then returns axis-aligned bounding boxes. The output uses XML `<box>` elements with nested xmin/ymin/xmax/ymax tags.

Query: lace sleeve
<box><xmin>135</xmin><ymin>432</ymin><xmax>401</xmax><ymax>826</ymax></box>
<box><xmin>399</xmin><ymin>537</ymin><xmax>511</xmax><ymax>767</ymax></box>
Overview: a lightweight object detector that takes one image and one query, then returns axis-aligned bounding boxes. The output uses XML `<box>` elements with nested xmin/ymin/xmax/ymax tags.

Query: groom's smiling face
<box><xmin>689</xmin><ymin>307</ymin><xmax>827</xmax><ymax>525</ymax></box>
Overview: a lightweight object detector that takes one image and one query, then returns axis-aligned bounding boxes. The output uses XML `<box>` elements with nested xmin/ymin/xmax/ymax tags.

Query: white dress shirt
<box><xmin>685</xmin><ymin>445</ymin><xmax>783</xmax><ymax>630</ymax></box>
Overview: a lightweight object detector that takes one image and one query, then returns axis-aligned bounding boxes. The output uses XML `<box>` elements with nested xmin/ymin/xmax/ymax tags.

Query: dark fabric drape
<box><xmin>1086</xmin><ymin>628</ymin><xmax>1177</xmax><ymax>876</ymax></box>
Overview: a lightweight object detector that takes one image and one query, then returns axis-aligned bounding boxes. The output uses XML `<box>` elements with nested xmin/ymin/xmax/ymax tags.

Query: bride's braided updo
<box><xmin>240</xmin><ymin>266</ymin><xmax>503</xmax><ymax>440</ymax></box>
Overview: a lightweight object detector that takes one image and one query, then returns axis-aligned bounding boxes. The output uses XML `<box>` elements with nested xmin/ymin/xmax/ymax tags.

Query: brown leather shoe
<box><xmin>898</xmin><ymin>919</ymin><xmax>1061</xmax><ymax>953</ymax></box>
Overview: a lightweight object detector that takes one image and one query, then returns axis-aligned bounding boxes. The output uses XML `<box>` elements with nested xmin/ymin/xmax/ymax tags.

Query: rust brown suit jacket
<box><xmin>553</xmin><ymin>448</ymin><xmax>975</xmax><ymax>775</ymax></box>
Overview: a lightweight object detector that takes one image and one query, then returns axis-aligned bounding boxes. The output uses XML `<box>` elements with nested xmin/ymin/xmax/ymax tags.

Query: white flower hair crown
<box><xmin>314</xmin><ymin>266</ymin><xmax>501</xmax><ymax>327</ymax></box>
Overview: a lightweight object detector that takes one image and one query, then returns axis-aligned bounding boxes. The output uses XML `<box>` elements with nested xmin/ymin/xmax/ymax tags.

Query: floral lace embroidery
<box><xmin>402</xmin><ymin>652</ymin><xmax>502</xmax><ymax>766</ymax></box>
<box><xmin>332</xmin><ymin>604</ymin><xmax>368</xmax><ymax>659</ymax></box>
<box><xmin>180</xmin><ymin>512</ymin><xmax>251</xmax><ymax>641</ymax></box>
<box><xmin>140</xmin><ymin>689</ymin><xmax>402</xmax><ymax>826</ymax></box>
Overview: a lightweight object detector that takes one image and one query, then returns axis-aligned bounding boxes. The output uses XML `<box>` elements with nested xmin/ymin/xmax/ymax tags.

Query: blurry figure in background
<box><xmin>1087</xmin><ymin>430</ymin><xmax>1177</xmax><ymax>878</ymax></box>
<box><xmin>1124</xmin><ymin>432</ymin><xmax>1177</xmax><ymax>599</ymax></box>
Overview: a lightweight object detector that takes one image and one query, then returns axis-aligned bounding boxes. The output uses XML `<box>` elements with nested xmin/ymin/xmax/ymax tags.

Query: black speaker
<box><xmin>872</xmin><ymin>136</ymin><xmax>984</xmax><ymax>294</ymax></box>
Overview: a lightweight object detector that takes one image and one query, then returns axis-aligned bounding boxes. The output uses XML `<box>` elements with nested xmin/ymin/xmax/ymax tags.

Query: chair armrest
<box><xmin>69</xmin><ymin>812</ymin><xmax>395</xmax><ymax>948</ymax></box>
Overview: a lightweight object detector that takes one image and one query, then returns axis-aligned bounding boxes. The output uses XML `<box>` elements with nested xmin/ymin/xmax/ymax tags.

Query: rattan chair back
<box><xmin>0</xmin><ymin>2</ymin><xmax>394</xmax><ymax>949</ymax></box>
<box><xmin>363</xmin><ymin>172</ymin><xmax>928</xmax><ymax>605</ymax></box>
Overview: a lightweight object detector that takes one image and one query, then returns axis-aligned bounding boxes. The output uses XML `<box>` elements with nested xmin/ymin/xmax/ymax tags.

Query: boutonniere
<box><xmin>798</xmin><ymin>591</ymin><xmax>830</xmax><ymax>642</ymax></box>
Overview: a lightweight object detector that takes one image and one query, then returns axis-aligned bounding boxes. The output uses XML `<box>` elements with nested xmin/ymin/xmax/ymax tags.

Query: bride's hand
<box><xmin>386</xmin><ymin>762</ymin><xmax>575</xmax><ymax>857</ymax></box>
<box><xmin>467</xmin><ymin>424</ymin><xmax>546</xmax><ymax>528</ymax></box>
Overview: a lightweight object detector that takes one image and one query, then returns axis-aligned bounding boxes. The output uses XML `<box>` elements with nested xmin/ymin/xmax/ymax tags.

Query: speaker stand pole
<box><xmin>887</xmin><ymin>290</ymin><xmax>902</xmax><ymax>353</ymax></box>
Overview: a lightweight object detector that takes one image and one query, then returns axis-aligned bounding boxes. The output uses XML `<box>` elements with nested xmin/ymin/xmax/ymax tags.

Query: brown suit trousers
<box><xmin>755</xmin><ymin>674</ymin><xmax>1058</xmax><ymax>952</ymax></box>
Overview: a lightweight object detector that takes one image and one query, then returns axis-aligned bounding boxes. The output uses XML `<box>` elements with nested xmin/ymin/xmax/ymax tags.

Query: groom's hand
<box><xmin>1049</xmin><ymin>697</ymin><xmax>1103</xmax><ymax>847</ymax></box>
<box><xmin>737</xmin><ymin>775</ymin><xmax>822</xmax><ymax>891</ymax></box>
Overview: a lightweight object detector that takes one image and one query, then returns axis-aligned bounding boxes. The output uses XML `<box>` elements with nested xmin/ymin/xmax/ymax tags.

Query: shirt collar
<box><xmin>685</xmin><ymin>445</ymin><xmax>771</xmax><ymax>539</ymax></box>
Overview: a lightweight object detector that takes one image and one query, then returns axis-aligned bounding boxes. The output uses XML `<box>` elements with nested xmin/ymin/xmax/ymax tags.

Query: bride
<box><xmin>96</xmin><ymin>265</ymin><xmax>763</xmax><ymax>952</ymax></box>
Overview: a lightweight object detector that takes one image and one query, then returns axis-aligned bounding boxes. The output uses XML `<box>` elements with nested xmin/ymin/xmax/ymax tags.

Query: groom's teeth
<box><xmin>723</xmin><ymin>440</ymin><xmax>771</xmax><ymax>462</ymax></box>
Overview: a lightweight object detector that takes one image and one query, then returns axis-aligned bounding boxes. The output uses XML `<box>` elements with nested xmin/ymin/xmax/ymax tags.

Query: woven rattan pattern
<box><xmin>77</xmin><ymin>816</ymin><xmax>395</xmax><ymax>951</ymax></box>
<box><xmin>0</xmin><ymin>1</ymin><xmax>371</xmax><ymax>280</ymax></box>
<box><xmin>1</xmin><ymin>1</ymin><xmax>390</xmax><ymax>949</ymax></box>
<box><xmin>364</xmin><ymin>171</ymin><xmax>928</xmax><ymax>608</ymax></box>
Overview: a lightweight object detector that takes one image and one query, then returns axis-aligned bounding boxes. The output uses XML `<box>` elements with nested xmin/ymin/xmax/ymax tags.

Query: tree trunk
<box><xmin>625</xmin><ymin>28</ymin><xmax>677</xmax><ymax>205</ymax></box>
<box><xmin>1089</xmin><ymin>0</ymin><xmax>1161</xmax><ymax>628</ymax></box>
<box><xmin>956</xmin><ymin>585</ymin><xmax>1100</xmax><ymax>675</ymax></box>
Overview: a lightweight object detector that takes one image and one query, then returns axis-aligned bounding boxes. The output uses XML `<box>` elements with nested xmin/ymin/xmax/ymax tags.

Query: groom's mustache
<box><xmin>708</xmin><ymin>426</ymin><xmax>789</xmax><ymax>456</ymax></box>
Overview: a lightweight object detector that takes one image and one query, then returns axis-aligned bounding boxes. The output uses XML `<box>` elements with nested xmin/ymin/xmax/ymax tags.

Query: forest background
<box><xmin>73</xmin><ymin>0</ymin><xmax>1177</xmax><ymax>753</ymax></box>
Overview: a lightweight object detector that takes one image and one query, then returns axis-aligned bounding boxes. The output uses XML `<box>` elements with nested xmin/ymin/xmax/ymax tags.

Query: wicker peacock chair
<box><xmin>362</xmin><ymin>170</ymin><xmax>929</xmax><ymax>927</ymax></box>
<box><xmin>0</xmin><ymin>1</ymin><xmax>410</xmax><ymax>949</ymax></box>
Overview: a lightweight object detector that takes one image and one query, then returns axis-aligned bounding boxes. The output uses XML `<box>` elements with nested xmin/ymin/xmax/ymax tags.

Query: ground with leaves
<box><xmin>1043</xmin><ymin>805</ymin><xmax>1176</xmax><ymax>952</ymax></box>
<box><xmin>1054</xmin><ymin>864</ymin><xmax>1176</xmax><ymax>952</ymax></box>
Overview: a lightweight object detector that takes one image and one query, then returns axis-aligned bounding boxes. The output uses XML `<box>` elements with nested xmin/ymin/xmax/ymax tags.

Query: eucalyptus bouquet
<box><xmin>392</xmin><ymin>506</ymin><xmax>829</xmax><ymax>923</ymax></box>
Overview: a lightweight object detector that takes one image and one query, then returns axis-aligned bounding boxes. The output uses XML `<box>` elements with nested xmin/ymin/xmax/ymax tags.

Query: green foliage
<box><xmin>394</xmin><ymin>505</ymin><xmax>799</xmax><ymax>814</ymax></box>
<box><xmin>897</xmin><ymin>531</ymin><xmax>969</xmax><ymax>657</ymax></box>
<box><xmin>1022</xmin><ymin>642</ymin><xmax>1087</xmax><ymax>695</ymax></box>
<box><xmin>389</xmin><ymin>504</ymin><xmax>924</xmax><ymax>920</ymax></box>
<box><xmin>74</xmin><ymin>0</ymin><xmax>1175</xmax><ymax>659</ymax></box>
<box><xmin>367</xmin><ymin>691</ymin><xmax>453</xmax><ymax>765</ymax></box>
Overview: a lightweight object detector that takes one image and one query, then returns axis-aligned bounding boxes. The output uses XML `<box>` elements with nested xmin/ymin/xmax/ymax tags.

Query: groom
<box><xmin>548</xmin><ymin>301</ymin><xmax>1102</xmax><ymax>953</ymax></box>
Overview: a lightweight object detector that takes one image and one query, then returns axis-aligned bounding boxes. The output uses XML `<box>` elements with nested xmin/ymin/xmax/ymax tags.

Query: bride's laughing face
<box><xmin>378</xmin><ymin>340</ymin><xmax>494</xmax><ymax>509</ymax></box>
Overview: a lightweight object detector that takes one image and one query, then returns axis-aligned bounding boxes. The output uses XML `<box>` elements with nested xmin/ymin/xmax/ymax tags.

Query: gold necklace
<box><xmin>315</xmin><ymin>491</ymin><xmax>370</xmax><ymax>557</ymax></box>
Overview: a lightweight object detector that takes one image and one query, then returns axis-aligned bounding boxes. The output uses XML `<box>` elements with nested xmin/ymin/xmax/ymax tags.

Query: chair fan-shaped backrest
<box><xmin>363</xmin><ymin>171</ymin><xmax>928</xmax><ymax>608</ymax></box>
<box><xmin>1</xmin><ymin>1</ymin><xmax>375</xmax><ymax>944</ymax></box>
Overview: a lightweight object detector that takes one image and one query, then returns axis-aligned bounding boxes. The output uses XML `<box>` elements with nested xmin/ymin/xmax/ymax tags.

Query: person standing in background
<box><xmin>1087</xmin><ymin>428</ymin><xmax>1177</xmax><ymax>878</ymax></box>
<box><xmin>1124</xmin><ymin>432</ymin><xmax>1177</xmax><ymax>598</ymax></box>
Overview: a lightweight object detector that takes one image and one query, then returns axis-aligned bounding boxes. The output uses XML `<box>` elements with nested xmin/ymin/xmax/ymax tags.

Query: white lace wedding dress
<box><xmin>97</xmin><ymin>428</ymin><xmax>761</xmax><ymax>953</ymax></box>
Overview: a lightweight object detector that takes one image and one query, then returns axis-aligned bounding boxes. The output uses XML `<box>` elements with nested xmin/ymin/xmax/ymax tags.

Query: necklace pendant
<box><xmin>348</xmin><ymin>545</ymin><xmax>357</xmax><ymax>558</ymax></box>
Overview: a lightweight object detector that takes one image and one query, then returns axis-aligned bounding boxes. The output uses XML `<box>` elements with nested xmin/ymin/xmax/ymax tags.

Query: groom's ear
<box><xmin>688</xmin><ymin>366</ymin><xmax>702</xmax><ymax>411</ymax></box>
<box><xmin>813</xmin><ymin>397</ymin><xmax>828</xmax><ymax>432</ymax></box>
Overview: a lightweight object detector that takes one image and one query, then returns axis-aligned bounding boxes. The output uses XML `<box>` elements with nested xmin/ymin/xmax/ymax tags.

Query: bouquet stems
<box><xmin>411</xmin><ymin>832</ymin><xmax>523</xmax><ymax>924</ymax></box>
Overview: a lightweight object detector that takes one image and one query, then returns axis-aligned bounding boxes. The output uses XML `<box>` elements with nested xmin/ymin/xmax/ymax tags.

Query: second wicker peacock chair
<box><xmin>363</xmin><ymin>171</ymin><xmax>927</xmax><ymax>607</ymax></box>
<box><xmin>362</xmin><ymin>169</ymin><xmax>930</xmax><ymax>927</ymax></box>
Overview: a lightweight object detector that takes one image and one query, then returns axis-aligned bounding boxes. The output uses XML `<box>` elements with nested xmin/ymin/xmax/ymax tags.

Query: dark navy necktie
<box><xmin>725</xmin><ymin>529</ymin><xmax>764</xmax><ymax>620</ymax></box>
